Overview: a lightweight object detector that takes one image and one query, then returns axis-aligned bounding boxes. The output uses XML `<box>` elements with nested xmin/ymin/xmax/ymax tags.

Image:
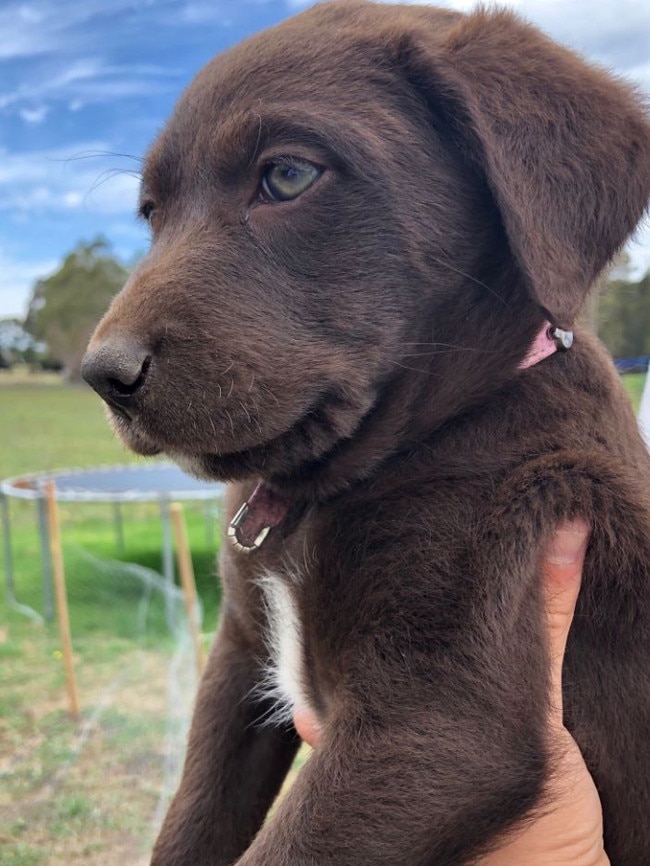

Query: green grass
<box><xmin>0</xmin><ymin>373</ymin><xmax>222</xmax><ymax>865</ymax></box>
<box><xmin>622</xmin><ymin>372</ymin><xmax>645</xmax><ymax>413</ymax></box>
<box><xmin>0</xmin><ymin>843</ymin><xmax>47</xmax><ymax>866</ymax></box>
<box><xmin>0</xmin><ymin>373</ymin><xmax>139</xmax><ymax>480</ymax></box>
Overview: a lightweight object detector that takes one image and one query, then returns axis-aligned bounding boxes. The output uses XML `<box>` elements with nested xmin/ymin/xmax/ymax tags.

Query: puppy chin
<box><xmin>127</xmin><ymin>437</ymin><xmax>162</xmax><ymax>457</ymax></box>
<box><xmin>169</xmin><ymin>450</ymin><xmax>269</xmax><ymax>484</ymax></box>
<box><xmin>107</xmin><ymin>411</ymin><xmax>162</xmax><ymax>457</ymax></box>
<box><xmin>172</xmin><ymin>452</ymin><xmax>216</xmax><ymax>481</ymax></box>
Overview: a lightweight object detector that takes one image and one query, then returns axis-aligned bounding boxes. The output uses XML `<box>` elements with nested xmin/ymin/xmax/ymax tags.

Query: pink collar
<box><xmin>518</xmin><ymin>322</ymin><xmax>573</xmax><ymax>370</ymax></box>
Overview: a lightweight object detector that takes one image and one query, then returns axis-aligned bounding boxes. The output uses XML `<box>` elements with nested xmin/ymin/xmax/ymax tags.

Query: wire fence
<box><xmin>0</xmin><ymin>501</ymin><xmax>217</xmax><ymax>866</ymax></box>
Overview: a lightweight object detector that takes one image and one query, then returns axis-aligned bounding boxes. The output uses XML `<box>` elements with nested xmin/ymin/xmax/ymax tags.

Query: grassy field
<box><xmin>0</xmin><ymin>367</ymin><xmax>645</xmax><ymax>865</ymax></box>
<box><xmin>624</xmin><ymin>371</ymin><xmax>645</xmax><ymax>412</ymax></box>
<box><xmin>0</xmin><ymin>370</ymin><xmax>222</xmax><ymax>866</ymax></box>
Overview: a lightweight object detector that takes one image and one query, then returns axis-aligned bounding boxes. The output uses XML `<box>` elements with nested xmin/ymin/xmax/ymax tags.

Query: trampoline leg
<box><xmin>112</xmin><ymin>502</ymin><xmax>125</xmax><ymax>553</ymax></box>
<box><xmin>204</xmin><ymin>502</ymin><xmax>216</xmax><ymax>549</ymax></box>
<box><xmin>1</xmin><ymin>493</ymin><xmax>16</xmax><ymax>604</ymax></box>
<box><xmin>36</xmin><ymin>495</ymin><xmax>55</xmax><ymax>622</ymax></box>
<box><xmin>159</xmin><ymin>499</ymin><xmax>177</xmax><ymax>632</ymax></box>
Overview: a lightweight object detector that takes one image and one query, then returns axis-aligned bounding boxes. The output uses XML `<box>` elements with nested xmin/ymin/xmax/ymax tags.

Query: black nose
<box><xmin>81</xmin><ymin>340</ymin><xmax>151</xmax><ymax>412</ymax></box>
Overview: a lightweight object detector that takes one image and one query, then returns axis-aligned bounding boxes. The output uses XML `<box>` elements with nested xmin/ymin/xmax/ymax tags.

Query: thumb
<box><xmin>542</xmin><ymin>519</ymin><xmax>590</xmax><ymax>723</ymax></box>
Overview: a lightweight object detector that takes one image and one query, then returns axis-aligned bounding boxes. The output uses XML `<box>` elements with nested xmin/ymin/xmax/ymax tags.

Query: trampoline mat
<box><xmin>1</xmin><ymin>462</ymin><xmax>225</xmax><ymax>502</ymax></box>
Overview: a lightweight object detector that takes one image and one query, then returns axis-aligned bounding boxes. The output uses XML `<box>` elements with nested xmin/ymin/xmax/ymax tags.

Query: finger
<box><xmin>542</xmin><ymin>519</ymin><xmax>590</xmax><ymax>721</ymax></box>
<box><xmin>293</xmin><ymin>707</ymin><xmax>321</xmax><ymax>749</ymax></box>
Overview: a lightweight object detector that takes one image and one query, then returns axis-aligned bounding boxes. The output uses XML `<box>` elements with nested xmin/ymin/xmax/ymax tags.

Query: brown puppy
<box><xmin>82</xmin><ymin>2</ymin><xmax>650</xmax><ymax>864</ymax></box>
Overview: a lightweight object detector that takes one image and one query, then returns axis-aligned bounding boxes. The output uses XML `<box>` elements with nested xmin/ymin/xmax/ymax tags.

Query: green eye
<box><xmin>261</xmin><ymin>159</ymin><xmax>321</xmax><ymax>202</ymax></box>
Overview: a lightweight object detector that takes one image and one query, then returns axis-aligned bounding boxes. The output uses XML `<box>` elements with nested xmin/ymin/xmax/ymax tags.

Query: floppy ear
<box><xmin>399</xmin><ymin>9</ymin><xmax>650</xmax><ymax>326</ymax></box>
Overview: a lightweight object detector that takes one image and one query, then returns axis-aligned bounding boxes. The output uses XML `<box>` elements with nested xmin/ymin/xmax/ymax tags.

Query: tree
<box><xmin>25</xmin><ymin>238</ymin><xmax>128</xmax><ymax>381</ymax></box>
<box><xmin>597</xmin><ymin>265</ymin><xmax>650</xmax><ymax>360</ymax></box>
<box><xmin>0</xmin><ymin>317</ymin><xmax>42</xmax><ymax>366</ymax></box>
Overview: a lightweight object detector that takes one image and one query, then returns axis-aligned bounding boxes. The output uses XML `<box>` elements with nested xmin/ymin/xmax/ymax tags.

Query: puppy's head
<box><xmin>82</xmin><ymin>1</ymin><xmax>650</xmax><ymax>491</ymax></box>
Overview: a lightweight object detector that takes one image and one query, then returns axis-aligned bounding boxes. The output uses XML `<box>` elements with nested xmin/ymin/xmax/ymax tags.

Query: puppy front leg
<box><xmin>233</xmin><ymin>686</ymin><xmax>548</xmax><ymax>866</ymax></box>
<box><xmin>151</xmin><ymin>614</ymin><xmax>300</xmax><ymax>866</ymax></box>
<box><xmin>232</xmin><ymin>518</ymin><xmax>554</xmax><ymax>866</ymax></box>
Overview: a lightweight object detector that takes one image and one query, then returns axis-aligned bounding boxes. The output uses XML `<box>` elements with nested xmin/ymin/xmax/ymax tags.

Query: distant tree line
<box><xmin>0</xmin><ymin>239</ymin><xmax>649</xmax><ymax>382</ymax></box>
<box><xmin>595</xmin><ymin>258</ymin><xmax>650</xmax><ymax>363</ymax></box>
<box><xmin>0</xmin><ymin>238</ymin><xmax>130</xmax><ymax>381</ymax></box>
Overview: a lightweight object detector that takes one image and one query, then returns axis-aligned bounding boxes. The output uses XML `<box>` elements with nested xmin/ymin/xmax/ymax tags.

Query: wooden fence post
<box><xmin>44</xmin><ymin>480</ymin><xmax>80</xmax><ymax>719</ymax></box>
<box><xmin>169</xmin><ymin>503</ymin><xmax>206</xmax><ymax>677</ymax></box>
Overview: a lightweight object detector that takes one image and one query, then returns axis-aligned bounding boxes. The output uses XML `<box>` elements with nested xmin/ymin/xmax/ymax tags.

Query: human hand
<box><xmin>479</xmin><ymin>518</ymin><xmax>609</xmax><ymax>866</ymax></box>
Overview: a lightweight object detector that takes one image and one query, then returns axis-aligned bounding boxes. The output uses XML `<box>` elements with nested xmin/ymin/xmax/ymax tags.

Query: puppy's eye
<box><xmin>261</xmin><ymin>159</ymin><xmax>321</xmax><ymax>202</ymax></box>
<box><xmin>138</xmin><ymin>200</ymin><xmax>156</xmax><ymax>222</ymax></box>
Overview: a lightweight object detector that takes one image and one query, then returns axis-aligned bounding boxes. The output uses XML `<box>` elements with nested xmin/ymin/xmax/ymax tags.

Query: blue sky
<box><xmin>1</xmin><ymin>0</ymin><xmax>649</xmax><ymax>318</ymax></box>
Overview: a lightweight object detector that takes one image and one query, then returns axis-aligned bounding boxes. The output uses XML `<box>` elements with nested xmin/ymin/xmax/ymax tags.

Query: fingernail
<box><xmin>547</xmin><ymin>529</ymin><xmax>588</xmax><ymax>565</ymax></box>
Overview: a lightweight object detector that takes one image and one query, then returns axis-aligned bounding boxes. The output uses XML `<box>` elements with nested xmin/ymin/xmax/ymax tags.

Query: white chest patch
<box><xmin>259</xmin><ymin>572</ymin><xmax>308</xmax><ymax>725</ymax></box>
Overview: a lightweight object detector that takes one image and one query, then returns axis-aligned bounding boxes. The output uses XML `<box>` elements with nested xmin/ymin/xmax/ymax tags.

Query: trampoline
<box><xmin>1</xmin><ymin>462</ymin><xmax>225</xmax><ymax>620</ymax></box>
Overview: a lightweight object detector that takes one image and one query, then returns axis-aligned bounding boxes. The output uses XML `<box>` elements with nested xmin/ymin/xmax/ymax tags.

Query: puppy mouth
<box><xmin>109</xmin><ymin>386</ymin><xmax>370</xmax><ymax>481</ymax></box>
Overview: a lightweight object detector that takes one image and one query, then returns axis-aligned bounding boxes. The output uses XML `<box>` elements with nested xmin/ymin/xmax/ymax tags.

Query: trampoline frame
<box><xmin>1</xmin><ymin>463</ymin><xmax>224</xmax><ymax>622</ymax></box>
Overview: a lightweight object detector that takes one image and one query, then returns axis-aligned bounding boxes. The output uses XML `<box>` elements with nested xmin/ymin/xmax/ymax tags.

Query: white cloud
<box><xmin>18</xmin><ymin>104</ymin><xmax>48</xmax><ymax>124</ymax></box>
<box><xmin>18</xmin><ymin>4</ymin><xmax>45</xmax><ymax>25</ymax></box>
<box><xmin>63</xmin><ymin>191</ymin><xmax>83</xmax><ymax>208</ymax></box>
<box><xmin>0</xmin><ymin>143</ymin><xmax>142</xmax><ymax>216</ymax></box>
<box><xmin>0</xmin><ymin>58</ymin><xmax>181</xmax><ymax>115</ymax></box>
<box><xmin>0</xmin><ymin>0</ymin><xmax>164</xmax><ymax>59</ymax></box>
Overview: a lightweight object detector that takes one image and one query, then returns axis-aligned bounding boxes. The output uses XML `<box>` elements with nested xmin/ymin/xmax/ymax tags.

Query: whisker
<box><xmin>430</xmin><ymin>255</ymin><xmax>511</xmax><ymax>310</ymax></box>
<box><xmin>391</xmin><ymin>360</ymin><xmax>447</xmax><ymax>378</ymax></box>
<box><xmin>247</xmin><ymin>395</ymin><xmax>265</xmax><ymax>437</ymax></box>
<box><xmin>401</xmin><ymin>342</ymin><xmax>497</xmax><ymax>355</ymax></box>
<box><xmin>248</xmin><ymin>107</ymin><xmax>264</xmax><ymax>167</ymax></box>
<box><xmin>86</xmin><ymin>167</ymin><xmax>142</xmax><ymax>199</ymax></box>
<box><xmin>48</xmin><ymin>149</ymin><xmax>145</xmax><ymax>164</ymax></box>
<box><xmin>44</xmin><ymin>151</ymin><xmax>144</xmax><ymax>211</ymax></box>
<box><xmin>258</xmin><ymin>382</ymin><xmax>280</xmax><ymax>407</ymax></box>
<box><xmin>239</xmin><ymin>400</ymin><xmax>252</xmax><ymax>425</ymax></box>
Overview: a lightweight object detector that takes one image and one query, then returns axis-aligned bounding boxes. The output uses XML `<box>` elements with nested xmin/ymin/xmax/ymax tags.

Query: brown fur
<box><xmin>82</xmin><ymin>3</ymin><xmax>650</xmax><ymax>864</ymax></box>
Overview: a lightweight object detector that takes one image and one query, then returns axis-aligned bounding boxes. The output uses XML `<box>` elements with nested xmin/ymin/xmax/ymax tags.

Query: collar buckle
<box><xmin>227</xmin><ymin>501</ymin><xmax>271</xmax><ymax>554</ymax></box>
<box><xmin>226</xmin><ymin>480</ymin><xmax>290</xmax><ymax>554</ymax></box>
<box><xmin>551</xmin><ymin>326</ymin><xmax>574</xmax><ymax>350</ymax></box>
